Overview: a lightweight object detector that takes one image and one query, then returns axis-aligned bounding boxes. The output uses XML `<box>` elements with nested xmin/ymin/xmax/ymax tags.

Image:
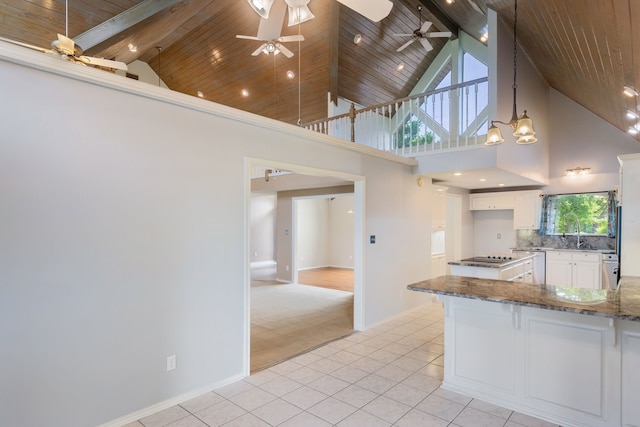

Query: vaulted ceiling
<box><xmin>1</xmin><ymin>0</ymin><xmax>639</xmax><ymax>140</ymax></box>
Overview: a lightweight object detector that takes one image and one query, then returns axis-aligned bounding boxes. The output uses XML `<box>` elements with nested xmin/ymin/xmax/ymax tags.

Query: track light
<box><xmin>623</xmin><ymin>85</ymin><xmax>639</xmax><ymax>97</ymax></box>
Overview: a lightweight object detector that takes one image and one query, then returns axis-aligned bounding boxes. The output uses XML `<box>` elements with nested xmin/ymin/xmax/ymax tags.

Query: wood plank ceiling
<box><xmin>0</xmin><ymin>0</ymin><xmax>638</xmax><ymax>139</ymax></box>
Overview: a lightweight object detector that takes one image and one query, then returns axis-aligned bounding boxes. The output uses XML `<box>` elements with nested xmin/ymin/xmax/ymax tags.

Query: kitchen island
<box><xmin>407</xmin><ymin>276</ymin><xmax>640</xmax><ymax>427</ymax></box>
<box><xmin>449</xmin><ymin>254</ymin><xmax>535</xmax><ymax>283</ymax></box>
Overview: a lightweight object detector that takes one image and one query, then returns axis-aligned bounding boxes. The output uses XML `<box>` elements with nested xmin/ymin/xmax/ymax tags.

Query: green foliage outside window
<box><xmin>554</xmin><ymin>194</ymin><xmax>608</xmax><ymax>235</ymax></box>
<box><xmin>396</xmin><ymin>120</ymin><xmax>436</xmax><ymax>148</ymax></box>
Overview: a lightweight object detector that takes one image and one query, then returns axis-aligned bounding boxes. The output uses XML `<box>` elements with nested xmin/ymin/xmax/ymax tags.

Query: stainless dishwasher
<box><xmin>602</xmin><ymin>253</ymin><xmax>619</xmax><ymax>290</ymax></box>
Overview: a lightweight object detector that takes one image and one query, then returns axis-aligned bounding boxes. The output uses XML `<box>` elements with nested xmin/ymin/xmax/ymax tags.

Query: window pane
<box><xmin>553</xmin><ymin>193</ymin><xmax>608</xmax><ymax>235</ymax></box>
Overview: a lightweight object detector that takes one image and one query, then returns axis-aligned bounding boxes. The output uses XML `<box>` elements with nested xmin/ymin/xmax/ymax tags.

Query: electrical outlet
<box><xmin>497</xmin><ymin>233</ymin><xmax>502</xmax><ymax>239</ymax></box>
<box><xmin>167</xmin><ymin>355</ymin><xmax>176</xmax><ymax>371</ymax></box>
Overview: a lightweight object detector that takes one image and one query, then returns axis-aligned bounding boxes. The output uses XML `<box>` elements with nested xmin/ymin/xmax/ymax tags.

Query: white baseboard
<box><xmin>97</xmin><ymin>372</ymin><xmax>245</xmax><ymax>427</ymax></box>
<box><xmin>364</xmin><ymin>299</ymin><xmax>439</xmax><ymax>331</ymax></box>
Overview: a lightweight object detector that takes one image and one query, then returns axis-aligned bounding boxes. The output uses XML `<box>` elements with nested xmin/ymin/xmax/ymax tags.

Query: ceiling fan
<box><xmin>247</xmin><ymin>0</ymin><xmax>393</xmax><ymax>23</ymax></box>
<box><xmin>0</xmin><ymin>34</ymin><xmax>127</xmax><ymax>71</ymax></box>
<box><xmin>394</xmin><ymin>5</ymin><xmax>452</xmax><ymax>54</ymax></box>
<box><xmin>236</xmin><ymin>34</ymin><xmax>305</xmax><ymax>58</ymax></box>
<box><xmin>0</xmin><ymin>0</ymin><xmax>127</xmax><ymax>71</ymax></box>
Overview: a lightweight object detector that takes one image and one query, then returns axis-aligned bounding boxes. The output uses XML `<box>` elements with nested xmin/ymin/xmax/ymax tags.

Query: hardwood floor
<box><xmin>297</xmin><ymin>267</ymin><xmax>354</xmax><ymax>292</ymax></box>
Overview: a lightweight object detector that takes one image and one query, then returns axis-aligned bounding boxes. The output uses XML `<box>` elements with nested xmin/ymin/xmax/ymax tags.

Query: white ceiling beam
<box><xmin>74</xmin><ymin>0</ymin><xmax>184</xmax><ymax>50</ymax></box>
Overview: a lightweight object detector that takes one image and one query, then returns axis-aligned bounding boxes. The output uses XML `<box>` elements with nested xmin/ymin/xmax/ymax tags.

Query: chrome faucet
<box><xmin>563</xmin><ymin>212</ymin><xmax>582</xmax><ymax>248</ymax></box>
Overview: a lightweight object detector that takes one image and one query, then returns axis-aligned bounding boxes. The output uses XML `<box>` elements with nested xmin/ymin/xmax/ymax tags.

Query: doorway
<box><xmin>246</xmin><ymin>160</ymin><xmax>364</xmax><ymax>374</ymax></box>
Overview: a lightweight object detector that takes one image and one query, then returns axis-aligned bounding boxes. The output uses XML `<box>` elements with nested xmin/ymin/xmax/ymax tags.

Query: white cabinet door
<box><xmin>546</xmin><ymin>251</ymin><xmax>601</xmax><ymax>288</ymax></box>
<box><xmin>621</xmin><ymin>321</ymin><xmax>640</xmax><ymax>427</ymax></box>
<box><xmin>546</xmin><ymin>252</ymin><xmax>573</xmax><ymax>286</ymax></box>
<box><xmin>446</xmin><ymin>298</ymin><xmax>516</xmax><ymax>395</ymax></box>
<box><xmin>574</xmin><ymin>258</ymin><xmax>602</xmax><ymax>289</ymax></box>
<box><xmin>494</xmin><ymin>194</ymin><xmax>515</xmax><ymax>209</ymax></box>
<box><xmin>431</xmin><ymin>255</ymin><xmax>447</xmax><ymax>278</ymax></box>
<box><xmin>523</xmin><ymin>308</ymin><xmax>614</xmax><ymax>422</ymax></box>
<box><xmin>469</xmin><ymin>193</ymin><xmax>514</xmax><ymax>210</ymax></box>
<box><xmin>470</xmin><ymin>195</ymin><xmax>494</xmax><ymax>210</ymax></box>
<box><xmin>514</xmin><ymin>192</ymin><xmax>541</xmax><ymax>229</ymax></box>
<box><xmin>432</xmin><ymin>186</ymin><xmax>447</xmax><ymax>228</ymax></box>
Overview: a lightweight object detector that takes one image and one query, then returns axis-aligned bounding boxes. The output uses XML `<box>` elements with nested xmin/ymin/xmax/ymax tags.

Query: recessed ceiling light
<box><xmin>127</xmin><ymin>43</ymin><xmax>137</xmax><ymax>52</ymax></box>
<box><xmin>626</xmin><ymin>110</ymin><xmax>639</xmax><ymax>120</ymax></box>
<box><xmin>453</xmin><ymin>172</ymin><xmax>462</xmax><ymax>176</ymax></box>
<box><xmin>499</xmin><ymin>183</ymin><xmax>505</xmax><ymax>187</ymax></box>
<box><xmin>623</xmin><ymin>85</ymin><xmax>639</xmax><ymax>97</ymax></box>
<box><xmin>446</xmin><ymin>0</ymin><xmax>454</xmax><ymax>4</ymax></box>
<box><xmin>354</xmin><ymin>34</ymin><xmax>363</xmax><ymax>44</ymax></box>
<box><xmin>479</xmin><ymin>178</ymin><xmax>487</xmax><ymax>182</ymax></box>
<box><xmin>480</xmin><ymin>32</ymin><xmax>488</xmax><ymax>42</ymax></box>
<box><xmin>397</xmin><ymin>62</ymin><xmax>405</xmax><ymax>71</ymax></box>
<box><xmin>286</xmin><ymin>70</ymin><xmax>295</xmax><ymax>79</ymax></box>
<box><xmin>197</xmin><ymin>90</ymin><xmax>204</xmax><ymax>98</ymax></box>
<box><xmin>629</xmin><ymin>127</ymin><xmax>639</xmax><ymax>135</ymax></box>
<box><xmin>241</xmin><ymin>89</ymin><xmax>249</xmax><ymax>97</ymax></box>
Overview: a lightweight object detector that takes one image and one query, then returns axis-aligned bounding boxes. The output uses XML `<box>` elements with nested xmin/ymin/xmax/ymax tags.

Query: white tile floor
<box><xmin>124</xmin><ymin>300</ymin><xmax>560</xmax><ymax>427</ymax></box>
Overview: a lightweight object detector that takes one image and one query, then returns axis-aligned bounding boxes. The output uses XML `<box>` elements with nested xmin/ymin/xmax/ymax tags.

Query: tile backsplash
<box><xmin>516</xmin><ymin>229</ymin><xmax>616</xmax><ymax>251</ymax></box>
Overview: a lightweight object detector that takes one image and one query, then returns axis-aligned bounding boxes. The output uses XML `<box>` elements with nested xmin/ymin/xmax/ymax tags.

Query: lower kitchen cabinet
<box><xmin>441</xmin><ymin>296</ymin><xmax>626</xmax><ymax>426</ymax></box>
<box><xmin>450</xmin><ymin>258</ymin><xmax>533</xmax><ymax>282</ymax></box>
<box><xmin>545</xmin><ymin>250</ymin><xmax>602</xmax><ymax>289</ymax></box>
<box><xmin>621</xmin><ymin>321</ymin><xmax>640</xmax><ymax>426</ymax></box>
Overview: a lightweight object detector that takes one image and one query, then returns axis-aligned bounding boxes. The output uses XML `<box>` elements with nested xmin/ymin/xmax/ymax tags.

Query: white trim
<box><xmin>97</xmin><ymin>373</ymin><xmax>245</xmax><ymax>427</ymax></box>
<box><xmin>0</xmin><ymin>42</ymin><xmax>415</xmax><ymax>167</ymax></box>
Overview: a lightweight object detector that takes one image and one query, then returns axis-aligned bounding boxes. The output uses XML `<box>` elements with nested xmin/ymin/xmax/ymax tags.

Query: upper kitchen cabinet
<box><xmin>470</xmin><ymin>190</ymin><xmax>542</xmax><ymax>230</ymax></box>
<box><xmin>513</xmin><ymin>191</ymin><xmax>543</xmax><ymax>229</ymax></box>
<box><xmin>469</xmin><ymin>192</ymin><xmax>514</xmax><ymax>210</ymax></box>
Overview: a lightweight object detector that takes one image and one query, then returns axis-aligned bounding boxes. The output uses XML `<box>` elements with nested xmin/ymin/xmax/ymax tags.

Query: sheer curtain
<box><xmin>538</xmin><ymin>195</ymin><xmax>558</xmax><ymax>235</ymax></box>
<box><xmin>607</xmin><ymin>190</ymin><xmax>618</xmax><ymax>237</ymax></box>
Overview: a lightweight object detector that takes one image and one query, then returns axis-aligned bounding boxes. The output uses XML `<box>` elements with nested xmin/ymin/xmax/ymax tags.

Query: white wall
<box><xmin>490</xmin><ymin>9</ymin><xmax>550</xmax><ymax>186</ymax></box>
<box><xmin>250</xmin><ymin>194</ymin><xmax>276</xmax><ymax>263</ymax></box>
<box><xmin>296</xmin><ymin>198</ymin><xmax>330</xmax><ymax>269</ymax></box>
<box><xmin>472</xmin><ymin>210</ymin><xmax>517</xmax><ymax>255</ymax></box>
<box><xmin>0</xmin><ymin>46</ymin><xmax>433</xmax><ymax>427</ymax></box>
<box><xmin>328</xmin><ymin>196</ymin><xmax>355</xmax><ymax>268</ymax></box>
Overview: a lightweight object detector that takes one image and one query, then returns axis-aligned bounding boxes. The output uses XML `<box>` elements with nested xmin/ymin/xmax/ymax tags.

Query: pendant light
<box><xmin>285</xmin><ymin>0</ymin><xmax>314</xmax><ymax>26</ymax></box>
<box><xmin>485</xmin><ymin>0</ymin><xmax>537</xmax><ymax>145</ymax></box>
<box><xmin>247</xmin><ymin>0</ymin><xmax>275</xmax><ymax>19</ymax></box>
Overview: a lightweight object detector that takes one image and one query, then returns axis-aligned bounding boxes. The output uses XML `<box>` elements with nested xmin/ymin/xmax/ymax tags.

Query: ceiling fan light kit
<box><xmin>484</xmin><ymin>0</ymin><xmax>536</xmax><ymax>146</ymax></box>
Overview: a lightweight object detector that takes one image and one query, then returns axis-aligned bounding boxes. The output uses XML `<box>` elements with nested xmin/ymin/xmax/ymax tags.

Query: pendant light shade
<box><xmin>516</xmin><ymin>134</ymin><xmax>538</xmax><ymax>144</ymax></box>
<box><xmin>285</xmin><ymin>0</ymin><xmax>314</xmax><ymax>26</ymax></box>
<box><xmin>485</xmin><ymin>123</ymin><xmax>505</xmax><ymax>145</ymax></box>
<box><xmin>247</xmin><ymin>0</ymin><xmax>275</xmax><ymax>18</ymax></box>
<box><xmin>513</xmin><ymin>110</ymin><xmax>535</xmax><ymax>137</ymax></box>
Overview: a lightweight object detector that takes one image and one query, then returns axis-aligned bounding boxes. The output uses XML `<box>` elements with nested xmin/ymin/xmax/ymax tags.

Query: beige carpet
<box><xmin>250</xmin><ymin>280</ymin><xmax>354</xmax><ymax>372</ymax></box>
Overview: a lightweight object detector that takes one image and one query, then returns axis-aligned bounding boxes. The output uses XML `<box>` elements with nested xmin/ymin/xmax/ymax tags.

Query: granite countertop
<box><xmin>512</xmin><ymin>247</ymin><xmax>616</xmax><ymax>254</ymax></box>
<box><xmin>448</xmin><ymin>253</ymin><xmax>535</xmax><ymax>269</ymax></box>
<box><xmin>407</xmin><ymin>275</ymin><xmax>640</xmax><ymax>321</ymax></box>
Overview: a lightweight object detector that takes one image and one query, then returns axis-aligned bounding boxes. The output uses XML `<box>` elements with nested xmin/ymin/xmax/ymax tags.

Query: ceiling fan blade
<box><xmin>336</xmin><ymin>0</ymin><xmax>393</xmax><ymax>22</ymax></box>
<box><xmin>419</xmin><ymin>38</ymin><xmax>433</xmax><ymax>53</ymax></box>
<box><xmin>52</xmin><ymin>33</ymin><xmax>78</xmax><ymax>56</ymax></box>
<box><xmin>393</xmin><ymin>33</ymin><xmax>414</xmax><ymax>37</ymax></box>
<box><xmin>257</xmin><ymin>0</ymin><xmax>287</xmax><ymax>41</ymax></box>
<box><xmin>277</xmin><ymin>35</ymin><xmax>304</xmax><ymax>43</ymax></box>
<box><xmin>278</xmin><ymin>43</ymin><xmax>294</xmax><ymax>58</ymax></box>
<box><xmin>236</xmin><ymin>35</ymin><xmax>262</xmax><ymax>41</ymax></box>
<box><xmin>0</xmin><ymin>36</ymin><xmax>55</xmax><ymax>54</ymax></box>
<box><xmin>397</xmin><ymin>38</ymin><xmax>416</xmax><ymax>52</ymax></box>
<box><xmin>426</xmin><ymin>32</ymin><xmax>453</xmax><ymax>38</ymax></box>
<box><xmin>79</xmin><ymin>56</ymin><xmax>128</xmax><ymax>71</ymax></box>
<box><xmin>252</xmin><ymin>44</ymin><xmax>267</xmax><ymax>56</ymax></box>
<box><xmin>421</xmin><ymin>21</ymin><xmax>433</xmax><ymax>33</ymax></box>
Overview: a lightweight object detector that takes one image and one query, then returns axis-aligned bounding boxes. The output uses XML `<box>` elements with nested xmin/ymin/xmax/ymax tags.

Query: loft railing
<box><xmin>303</xmin><ymin>77</ymin><xmax>489</xmax><ymax>156</ymax></box>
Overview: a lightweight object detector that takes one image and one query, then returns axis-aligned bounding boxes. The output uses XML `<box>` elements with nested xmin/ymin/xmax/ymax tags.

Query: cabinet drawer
<box><xmin>546</xmin><ymin>251</ymin><xmax>573</xmax><ymax>261</ymax></box>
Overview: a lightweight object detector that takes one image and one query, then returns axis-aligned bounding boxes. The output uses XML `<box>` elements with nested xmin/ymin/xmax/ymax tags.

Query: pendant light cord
<box><xmin>297</xmin><ymin>8</ymin><xmax>302</xmax><ymax>126</ymax></box>
<box><xmin>65</xmin><ymin>0</ymin><xmax>69</xmax><ymax>37</ymax></box>
<box><xmin>510</xmin><ymin>0</ymin><xmax>518</xmax><ymax>124</ymax></box>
